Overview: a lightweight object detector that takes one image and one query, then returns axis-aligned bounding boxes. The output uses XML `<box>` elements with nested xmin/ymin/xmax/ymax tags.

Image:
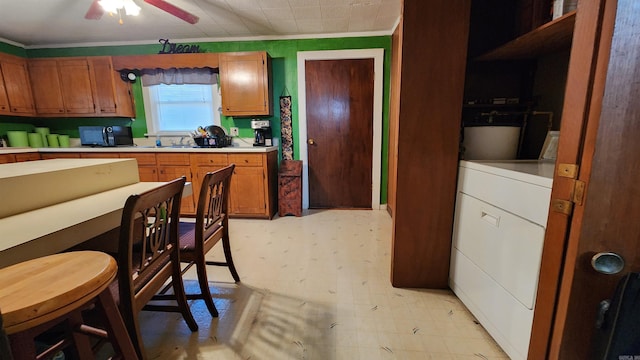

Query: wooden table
<box><xmin>0</xmin><ymin>181</ymin><xmax>192</xmax><ymax>269</ymax></box>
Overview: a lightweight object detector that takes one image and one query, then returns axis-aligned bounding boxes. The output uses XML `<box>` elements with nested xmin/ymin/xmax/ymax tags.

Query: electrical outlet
<box><xmin>230</xmin><ymin>127</ymin><xmax>239</xmax><ymax>136</ymax></box>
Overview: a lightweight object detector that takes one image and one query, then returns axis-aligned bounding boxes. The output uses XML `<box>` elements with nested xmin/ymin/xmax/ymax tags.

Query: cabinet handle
<box><xmin>481</xmin><ymin>210</ymin><xmax>500</xmax><ymax>227</ymax></box>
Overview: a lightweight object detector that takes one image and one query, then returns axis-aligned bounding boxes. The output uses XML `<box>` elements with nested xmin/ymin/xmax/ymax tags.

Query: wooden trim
<box><xmin>528</xmin><ymin>0</ymin><xmax>611</xmax><ymax>358</ymax></box>
<box><xmin>112</xmin><ymin>53</ymin><xmax>219</xmax><ymax>70</ymax></box>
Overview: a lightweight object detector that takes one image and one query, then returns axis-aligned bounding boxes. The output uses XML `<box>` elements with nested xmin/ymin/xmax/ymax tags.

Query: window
<box><xmin>142</xmin><ymin>83</ymin><xmax>221</xmax><ymax>135</ymax></box>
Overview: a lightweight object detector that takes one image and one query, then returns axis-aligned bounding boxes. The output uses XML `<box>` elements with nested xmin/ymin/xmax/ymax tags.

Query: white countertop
<box><xmin>459</xmin><ymin>160</ymin><xmax>555</xmax><ymax>188</ymax></box>
<box><xmin>0</xmin><ymin>145</ymin><xmax>278</xmax><ymax>154</ymax></box>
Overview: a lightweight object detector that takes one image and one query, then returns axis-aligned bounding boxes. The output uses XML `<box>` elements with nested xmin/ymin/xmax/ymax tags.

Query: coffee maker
<box><xmin>251</xmin><ymin>119</ymin><xmax>272</xmax><ymax>146</ymax></box>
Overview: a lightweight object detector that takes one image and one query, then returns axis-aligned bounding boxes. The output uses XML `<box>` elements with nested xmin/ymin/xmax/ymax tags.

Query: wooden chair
<box><xmin>176</xmin><ymin>164</ymin><xmax>239</xmax><ymax>317</ymax></box>
<box><xmin>0</xmin><ymin>251</ymin><xmax>138</xmax><ymax>360</ymax></box>
<box><xmin>110</xmin><ymin>176</ymin><xmax>198</xmax><ymax>359</ymax></box>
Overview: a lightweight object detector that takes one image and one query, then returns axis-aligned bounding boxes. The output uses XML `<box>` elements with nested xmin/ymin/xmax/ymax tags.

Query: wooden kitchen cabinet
<box><xmin>14</xmin><ymin>153</ymin><xmax>41</xmax><ymax>162</ymax></box>
<box><xmin>227</xmin><ymin>152</ymin><xmax>277</xmax><ymax>218</ymax></box>
<box><xmin>89</xmin><ymin>57</ymin><xmax>117</xmax><ymax>115</ymax></box>
<box><xmin>0</xmin><ymin>53</ymin><xmax>35</xmax><ymax>116</ymax></box>
<box><xmin>80</xmin><ymin>153</ymin><xmax>120</xmax><ymax>159</ymax></box>
<box><xmin>0</xmin><ymin>154</ymin><xmax>15</xmax><ymax>164</ymax></box>
<box><xmin>40</xmin><ymin>152</ymin><xmax>81</xmax><ymax>159</ymax></box>
<box><xmin>58</xmin><ymin>58</ymin><xmax>95</xmax><ymax>115</ymax></box>
<box><xmin>27</xmin><ymin>56</ymin><xmax>134</xmax><ymax>118</ymax></box>
<box><xmin>28</xmin><ymin>59</ymin><xmax>66</xmax><ymax>115</ymax></box>
<box><xmin>189</xmin><ymin>153</ymin><xmax>227</xmax><ymax>204</ymax></box>
<box><xmin>0</xmin><ymin>71</ymin><xmax>8</xmax><ymax>113</ymax></box>
<box><xmin>156</xmin><ymin>153</ymin><xmax>195</xmax><ymax>214</ymax></box>
<box><xmin>120</xmin><ymin>152</ymin><xmax>158</xmax><ymax>181</ymax></box>
<box><xmin>22</xmin><ymin>149</ymin><xmax>277</xmax><ymax>218</ymax></box>
<box><xmin>219</xmin><ymin>51</ymin><xmax>272</xmax><ymax>116</ymax></box>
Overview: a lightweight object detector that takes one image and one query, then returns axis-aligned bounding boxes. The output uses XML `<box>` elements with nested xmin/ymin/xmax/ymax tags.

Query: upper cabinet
<box><xmin>219</xmin><ymin>51</ymin><xmax>272</xmax><ymax>117</ymax></box>
<box><xmin>89</xmin><ymin>56</ymin><xmax>135</xmax><ymax>117</ymax></box>
<box><xmin>27</xmin><ymin>56</ymin><xmax>135</xmax><ymax>118</ymax></box>
<box><xmin>0</xmin><ymin>53</ymin><xmax>35</xmax><ymax>116</ymax></box>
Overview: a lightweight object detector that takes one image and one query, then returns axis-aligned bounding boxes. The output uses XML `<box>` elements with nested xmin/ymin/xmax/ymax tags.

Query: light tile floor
<box><xmin>139</xmin><ymin>210</ymin><xmax>508</xmax><ymax>359</ymax></box>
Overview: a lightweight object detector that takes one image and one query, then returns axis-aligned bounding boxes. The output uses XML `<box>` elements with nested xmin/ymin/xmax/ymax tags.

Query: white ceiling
<box><xmin>0</xmin><ymin>0</ymin><xmax>401</xmax><ymax>49</ymax></box>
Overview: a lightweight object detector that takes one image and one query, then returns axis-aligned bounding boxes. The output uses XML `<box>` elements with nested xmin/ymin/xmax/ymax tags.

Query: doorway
<box><xmin>297</xmin><ymin>49</ymin><xmax>384</xmax><ymax>209</ymax></box>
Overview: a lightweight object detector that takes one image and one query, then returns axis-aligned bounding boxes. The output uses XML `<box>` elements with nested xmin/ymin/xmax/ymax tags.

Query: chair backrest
<box><xmin>117</xmin><ymin>176</ymin><xmax>186</xmax><ymax>311</ymax></box>
<box><xmin>195</xmin><ymin>164</ymin><xmax>235</xmax><ymax>245</ymax></box>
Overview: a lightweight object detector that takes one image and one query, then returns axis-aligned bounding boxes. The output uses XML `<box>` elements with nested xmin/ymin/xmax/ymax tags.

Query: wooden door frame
<box><xmin>297</xmin><ymin>49</ymin><xmax>384</xmax><ymax>210</ymax></box>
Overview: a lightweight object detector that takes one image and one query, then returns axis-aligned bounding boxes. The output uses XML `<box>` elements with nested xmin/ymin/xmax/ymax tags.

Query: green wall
<box><xmin>1</xmin><ymin>36</ymin><xmax>391</xmax><ymax>203</ymax></box>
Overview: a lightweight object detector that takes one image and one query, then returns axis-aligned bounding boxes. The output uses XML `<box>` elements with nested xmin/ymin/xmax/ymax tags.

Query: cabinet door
<box><xmin>40</xmin><ymin>153</ymin><xmax>81</xmax><ymax>159</ymax></box>
<box><xmin>0</xmin><ymin>56</ymin><xmax>35</xmax><ymax>115</ymax></box>
<box><xmin>137</xmin><ymin>166</ymin><xmax>159</xmax><ymax>182</ymax></box>
<box><xmin>89</xmin><ymin>57</ymin><xmax>118</xmax><ymax>115</ymax></box>
<box><xmin>58</xmin><ymin>59</ymin><xmax>95</xmax><ymax>115</ymax></box>
<box><xmin>113</xmin><ymin>72</ymin><xmax>136</xmax><ymax>117</ymax></box>
<box><xmin>0</xmin><ymin>154</ymin><xmax>15</xmax><ymax>164</ymax></box>
<box><xmin>157</xmin><ymin>165</ymin><xmax>195</xmax><ymax>214</ymax></box>
<box><xmin>120</xmin><ymin>152</ymin><xmax>158</xmax><ymax>181</ymax></box>
<box><xmin>14</xmin><ymin>153</ymin><xmax>41</xmax><ymax>162</ymax></box>
<box><xmin>29</xmin><ymin>59</ymin><xmax>65</xmax><ymax>115</ymax></box>
<box><xmin>219</xmin><ymin>52</ymin><xmax>272</xmax><ymax>116</ymax></box>
<box><xmin>229</xmin><ymin>166</ymin><xmax>267</xmax><ymax>216</ymax></box>
<box><xmin>79</xmin><ymin>153</ymin><xmax>120</xmax><ymax>158</ymax></box>
<box><xmin>0</xmin><ymin>70</ymin><xmax>9</xmax><ymax>114</ymax></box>
<box><xmin>189</xmin><ymin>154</ymin><xmax>228</xmax><ymax>202</ymax></box>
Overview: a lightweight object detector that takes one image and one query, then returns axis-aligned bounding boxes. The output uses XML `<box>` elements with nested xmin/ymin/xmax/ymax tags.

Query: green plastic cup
<box><xmin>28</xmin><ymin>133</ymin><xmax>44</xmax><ymax>148</ymax></box>
<box><xmin>47</xmin><ymin>134</ymin><xmax>60</xmax><ymax>148</ymax></box>
<box><xmin>58</xmin><ymin>135</ymin><xmax>70</xmax><ymax>148</ymax></box>
<box><xmin>7</xmin><ymin>131</ymin><xmax>29</xmax><ymax>147</ymax></box>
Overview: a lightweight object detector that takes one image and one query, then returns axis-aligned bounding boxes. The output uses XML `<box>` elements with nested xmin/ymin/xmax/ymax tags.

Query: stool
<box><xmin>278</xmin><ymin>160</ymin><xmax>302</xmax><ymax>217</ymax></box>
<box><xmin>0</xmin><ymin>251</ymin><xmax>138</xmax><ymax>360</ymax></box>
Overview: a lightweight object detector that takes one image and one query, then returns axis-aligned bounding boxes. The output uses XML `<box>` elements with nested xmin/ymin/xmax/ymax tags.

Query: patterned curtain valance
<box><xmin>140</xmin><ymin>67</ymin><xmax>218</xmax><ymax>86</ymax></box>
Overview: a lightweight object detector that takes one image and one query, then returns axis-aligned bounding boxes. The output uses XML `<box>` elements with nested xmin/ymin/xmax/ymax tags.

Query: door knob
<box><xmin>591</xmin><ymin>252</ymin><xmax>625</xmax><ymax>275</ymax></box>
<box><xmin>307</xmin><ymin>138</ymin><xmax>315</xmax><ymax>145</ymax></box>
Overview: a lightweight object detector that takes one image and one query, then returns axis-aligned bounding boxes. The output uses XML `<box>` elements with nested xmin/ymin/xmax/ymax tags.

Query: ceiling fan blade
<box><xmin>143</xmin><ymin>0</ymin><xmax>199</xmax><ymax>24</ymax></box>
<box><xmin>85</xmin><ymin>0</ymin><xmax>104</xmax><ymax>20</ymax></box>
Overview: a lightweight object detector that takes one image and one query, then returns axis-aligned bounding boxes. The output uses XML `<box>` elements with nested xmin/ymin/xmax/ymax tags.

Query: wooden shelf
<box><xmin>475</xmin><ymin>10</ymin><xmax>576</xmax><ymax>61</ymax></box>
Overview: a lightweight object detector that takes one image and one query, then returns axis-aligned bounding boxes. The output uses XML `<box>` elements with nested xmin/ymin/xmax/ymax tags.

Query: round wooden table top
<box><xmin>0</xmin><ymin>251</ymin><xmax>117</xmax><ymax>334</ymax></box>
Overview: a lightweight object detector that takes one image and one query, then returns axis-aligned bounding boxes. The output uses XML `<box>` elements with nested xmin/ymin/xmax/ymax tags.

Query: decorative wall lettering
<box><xmin>158</xmin><ymin>39</ymin><xmax>202</xmax><ymax>54</ymax></box>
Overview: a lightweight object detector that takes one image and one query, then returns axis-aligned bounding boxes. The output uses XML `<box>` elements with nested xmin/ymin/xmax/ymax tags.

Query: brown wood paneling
<box><xmin>390</xmin><ymin>0</ymin><xmax>471</xmax><ymax>288</ymax></box>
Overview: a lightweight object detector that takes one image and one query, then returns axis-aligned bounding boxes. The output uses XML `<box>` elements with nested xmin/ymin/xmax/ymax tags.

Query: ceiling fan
<box><xmin>85</xmin><ymin>0</ymin><xmax>199</xmax><ymax>24</ymax></box>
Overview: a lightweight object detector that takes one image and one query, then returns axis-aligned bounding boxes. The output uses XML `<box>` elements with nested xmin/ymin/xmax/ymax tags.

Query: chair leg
<box><xmin>95</xmin><ymin>290</ymin><xmax>139</xmax><ymax>360</ymax></box>
<box><xmin>171</xmin><ymin>258</ymin><xmax>199</xmax><ymax>332</ymax></box>
<box><xmin>195</xmin><ymin>257</ymin><xmax>219</xmax><ymax>318</ymax></box>
<box><xmin>219</xmin><ymin>230</ymin><xmax>240</xmax><ymax>282</ymax></box>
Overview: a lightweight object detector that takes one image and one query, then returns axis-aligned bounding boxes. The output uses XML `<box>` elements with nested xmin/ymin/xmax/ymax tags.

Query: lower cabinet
<box><xmin>32</xmin><ymin>150</ymin><xmax>277</xmax><ymax>218</ymax></box>
<box><xmin>227</xmin><ymin>152</ymin><xmax>278</xmax><ymax>218</ymax></box>
<box><xmin>120</xmin><ymin>153</ymin><xmax>158</xmax><ymax>181</ymax></box>
<box><xmin>156</xmin><ymin>153</ymin><xmax>195</xmax><ymax>215</ymax></box>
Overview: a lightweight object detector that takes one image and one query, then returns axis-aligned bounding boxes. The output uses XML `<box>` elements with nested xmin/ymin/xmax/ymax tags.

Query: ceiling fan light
<box><xmin>123</xmin><ymin>0</ymin><xmax>141</xmax><ymax>16</ymax></box>
<box><xmin>98</xmin><ymin>0</ymin><xmax>121</xmax><ymax>14</ymax></box>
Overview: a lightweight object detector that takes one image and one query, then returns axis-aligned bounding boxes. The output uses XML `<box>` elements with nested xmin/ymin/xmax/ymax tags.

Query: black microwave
<box><xmin>79</xmin><ymin>126</ymin><xmax>134</xmax><ymax>147</ymax></box>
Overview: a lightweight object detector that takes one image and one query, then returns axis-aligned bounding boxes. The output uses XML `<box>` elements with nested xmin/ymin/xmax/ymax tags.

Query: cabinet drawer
<box><xmin>156</xmin><ymin>153</ymin><xmax>190</xmax><ymax>165</ymax></box>
<box><xmin>228</xmin><ymin>153</ymin><xmax>262</xmax><ymax>167</ymax></box>
<box><xmin>190</xmin><ymin>153</ymin><xmax>227</xmax><ymax>166</ymax></box>
<box><xmin>452</xmin><ymin>193</ymin><xmax>544</xmax><ymax>309</ymax></box>
<box><xmin>120</xmin><ymin>152</ymin><xmax>156</xmax><ymax>166</ymax></box>
<box><xmin>457</xmin><ymin>166</ymin><xmax>552</xmax><ymax>227</ymax></box>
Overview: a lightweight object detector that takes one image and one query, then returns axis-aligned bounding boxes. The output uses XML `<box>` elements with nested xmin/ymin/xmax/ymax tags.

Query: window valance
<box><xmin>140</xmin><ymin>67</ymin><xmax>218</xmax><ymax>86</ymax></box>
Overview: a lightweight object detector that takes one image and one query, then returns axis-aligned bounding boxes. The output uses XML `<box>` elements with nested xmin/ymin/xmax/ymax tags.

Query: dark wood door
<box><xmin>305</xmin><ymin>59</ymin><xmax>374</xmax><ymax>209</ymax></box>
<box><xmin>529</xmin><ymin>0</ymin><xmax>640</xmax><ymax>358</ymax></box>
